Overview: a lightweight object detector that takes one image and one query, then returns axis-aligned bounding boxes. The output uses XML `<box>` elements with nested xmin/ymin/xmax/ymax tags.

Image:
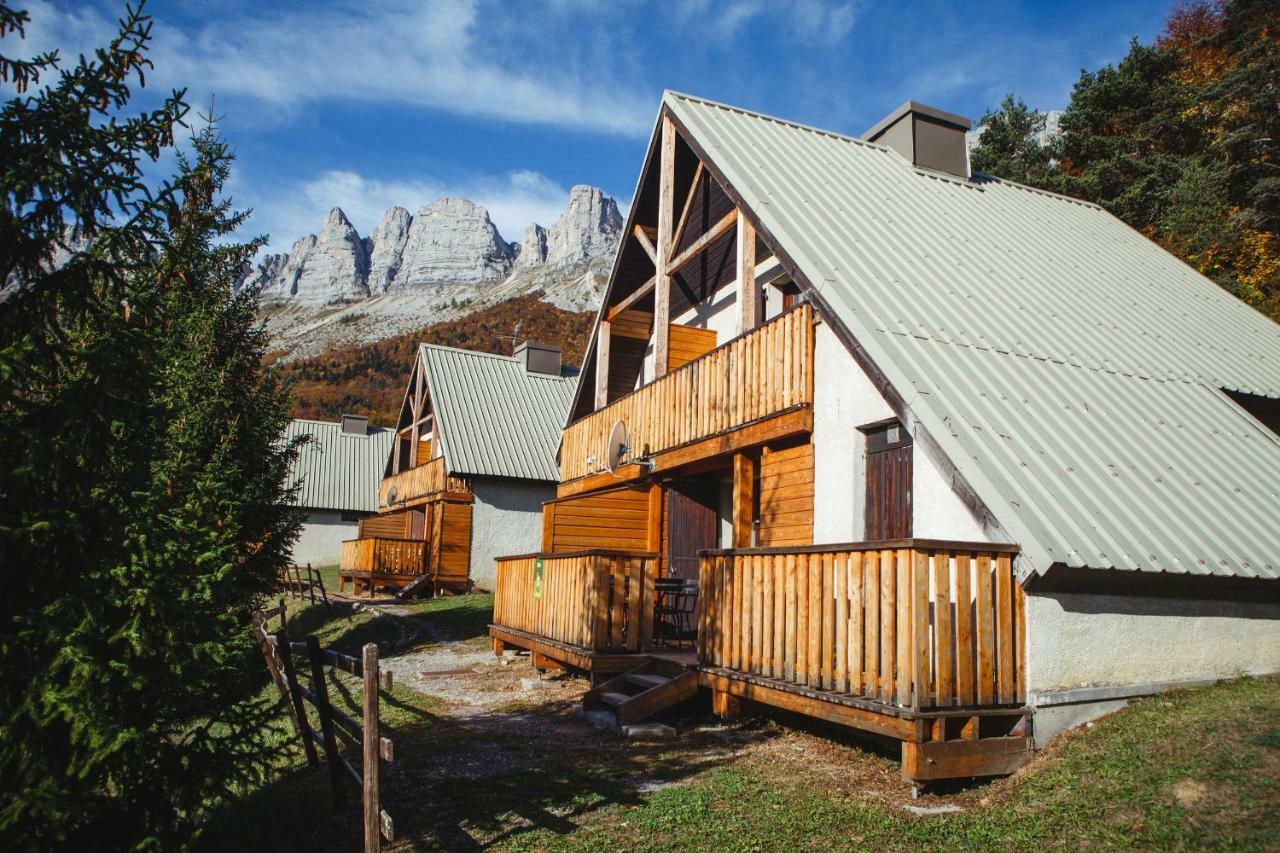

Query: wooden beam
<box><xmin>594</xmin><ymin>319</ymin><xmax>611</xmax><ymax>410</ymax></box>
<box><xmin>654</xmin><ymin>115</ymin><xmax>676</xmax><ymax>378</ymax></box>
<box><xmin>737</xmin><ymin>211</ymin><xmax>759</xmax><ymax>332</ymax></box>
<box><xmin>732</xmin><ymin>452</ymin><xmax>755</xmax><ymax>548</ymax></box>
<box><xmin>671</xmin><ymin>160</ymin><xmax>704</xmax><ymax>253</ymax></box>
<box><xmin>606</xmin><ymin>276</ymin><xmax>656</xmax><ymax>321</ymax></box>
<box><xmin>667</xmin><ymin>207</ymin><xmax>737</xmax><ymax>277</ymax></box>
<box><xmin>900</xmin><ymin>736</ymin><xmax>1032</xmax><ymax>783</ymax></box>
<box><xmin>632</xmin><ymin>225</ymin><xmax>657</xmax><ymax>265</ymax></box>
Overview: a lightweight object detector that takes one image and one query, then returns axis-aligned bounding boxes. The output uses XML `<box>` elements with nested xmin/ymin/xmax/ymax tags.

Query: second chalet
<box><xmin>489</xmin><ymin>92</ymin><xmax>1280</xmax><ymax>788</ymax></box>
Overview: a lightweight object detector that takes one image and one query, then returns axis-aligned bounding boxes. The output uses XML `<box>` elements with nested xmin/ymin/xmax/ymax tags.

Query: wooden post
<box><xmin>737</xmin><ymin>211</ymin><xmax>758</xmax><ymax>332</ymax></box>
<box><xmin>276</xmin><ymin>630</ymin><xmax>319</xmax><ymax>766</ymax></box>
<box><xmin>731</xmin><ymin>452</ymin><xmax>755</xmax><ymax>548</ymax></box>
<box><xmin>362</xmin><ymin>643</ymin><xmax>381</xmax><ymax>853</ymax></box>
<box><xmin>654</xmin><ymin>114</ymin><xmax>675</xmax><ymax>378</ymax></box>
<box><xmin>594</xmin><ymin>319</ymin><xmax>611</xmax><ymax>410</ymax></box>
<box><xmin>712</xmin><ymin>688</ymin><xmax>741</xmax><ymax>721</ymax></box>
<box><xmin>307</xmin><ymin>636</ymin><xmax>347</xmax><ymax>808</ymax></box>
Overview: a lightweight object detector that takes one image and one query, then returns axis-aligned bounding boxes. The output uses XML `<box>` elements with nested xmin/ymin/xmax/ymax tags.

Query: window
<box><xmin>864</xmin><ymin>421</ymin><xmax>913</xmax><ymax>540</ymax></box>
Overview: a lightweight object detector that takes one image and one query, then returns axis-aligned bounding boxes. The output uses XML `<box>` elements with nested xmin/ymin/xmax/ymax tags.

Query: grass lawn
<box><xmin>204</xmin><ymin>597</ymin><xmax>1280</xmax><ymax>851</ymax></box>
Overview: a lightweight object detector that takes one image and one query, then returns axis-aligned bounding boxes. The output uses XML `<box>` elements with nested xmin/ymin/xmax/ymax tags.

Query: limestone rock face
<box><xmin>545</xmin><ymin>185</ymin><xmax>622</xmax><ymax>267</ymax></box>
<box><xmin>366</xmin><ymin>206</ymin><xmax>412</xmax><ymax>294</ymax></box>
<box><xmin>512</xmin><ymin>223</ymin><xmax>548</xmax><ymax>273</ymax></box>
<box><xmin>392</xmin><ymin>197</ymin><xmax>514</xmax><ymax>287</ymax></box>
<box><xmin>238</xmin><ymin>252</ymin><xmax>288</xmax><ymax>296</ymax></box>
<box><xmin>287</xmin><ymin>207</ymin><xmax>369</xmax><ymax>305</ymax></box>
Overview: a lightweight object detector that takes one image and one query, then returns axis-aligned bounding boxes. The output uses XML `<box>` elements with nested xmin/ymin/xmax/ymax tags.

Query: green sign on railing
<box><xmin>533</xmin><ymin>558</ymin><xmax>544</xmax><ymax>599</ymax></box>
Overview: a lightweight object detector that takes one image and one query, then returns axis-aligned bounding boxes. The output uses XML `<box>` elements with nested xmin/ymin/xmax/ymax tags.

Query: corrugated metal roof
<box><xmin>284</xmin><ymin>418</ymin><xmax>395</xmax><ymax>512</ymax></box>
<box><xmin>665</xmin><ymin>90</ymin><xmax>1280</xmax><ymax>580</ymax></box>
<box><xmin>420</xmin><ymin>345</ymin><xmax>577</xmax><ymax>481</ymax></box>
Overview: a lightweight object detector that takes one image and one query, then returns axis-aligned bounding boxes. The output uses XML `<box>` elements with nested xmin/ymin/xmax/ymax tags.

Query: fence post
<box><xmin>275</xmin><ymin>629</ymin><xmax>319</xmax><ymax>767</ymax></box>
<box><xmin>307</xmin><ymin>562</ymin><xmax>317</xmax><ymax>604</ymax></box>
<box><xmin>362</xmin><ymin>643</ymin><xmax>380</xmax><ymax>853</ymax></box>
<box><xmin>253</xmin><ymin>617</ymin><xmax>301</xmax><ymax>737</ymax></box>
<box><xmin>307</xmin><ymin>636</ymin><xmax>347</xmax><ymax>809</ymax></box>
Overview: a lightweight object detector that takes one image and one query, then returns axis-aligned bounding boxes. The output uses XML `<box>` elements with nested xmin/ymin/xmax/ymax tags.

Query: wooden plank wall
<box><xmin>436</xmin><ymin>500</ymin><xmax>472</xmax><ymax>585</ymax></box>
<box><xmin>359</xmin><ymin>510</ymin><xmax>408</xmax><ymax>539</ymax></box>
<box><xmin>416</xmin><ymin>438</ymin><xmax>432</xmax><ymax>464</ymax></box>
<box><xmin>546</xmin><ymin>487</ymin><xmax>651</xmax><ymax>552</ymax></box>
<box><xmin>698</xmin><ymin>547</ymin><xmax>1025</xmax><ymax>711</ymax></box>
<box><xmin>667</xmin><ymin>324</ymin><xmax>718</xmax><ymax>371</ymax></box>
<box><xmin>756</xmin><ymin>443</ymin><xmax>814</xmax><ymax>547</ymax></box>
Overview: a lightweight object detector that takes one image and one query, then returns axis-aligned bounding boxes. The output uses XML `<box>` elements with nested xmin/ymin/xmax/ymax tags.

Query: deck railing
<box><xmin>698</xmin><ymin>541</ymin><xmax>1025</xmax><ymax>711</ymax></box>
<box><xmin>379</xmin><ymin>456</ymin><xmax>470</xmax><ymax>507</ymax></box>
<box><xmin>492</xmin><ymin>550</ymin><xmax>659</xmax><ymax>653</ymax></box>
<box><xmin>340</xmin><ymin>537</ymin><xmax>428</xmax><ymax>575</ymax></box>
<box><xmin>561</xmin><ymin>304</ymin><xmax>814</xmax><ymax>482</ymax></box>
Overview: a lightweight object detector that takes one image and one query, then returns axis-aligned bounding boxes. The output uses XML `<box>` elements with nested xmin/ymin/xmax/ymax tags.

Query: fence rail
<box><xmin>698</xmin><ymin>541</ymin><xmax>1024</xmax><ymax>711</ymax></box>
<box><xmin>561</xmin><ymin>305</ymin><xmax>814</xmax><ymax>482</ymax></box>
<box><xmin>492</xmin><ymin>551</ymin><xmax>658</xmax><ymax>653</ymax></box>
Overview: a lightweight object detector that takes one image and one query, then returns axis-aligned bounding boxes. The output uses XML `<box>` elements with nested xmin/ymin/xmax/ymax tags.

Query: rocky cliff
<box><xmin>244</xmin><ymin>184</ymin><xmax>622</xmax><ymax>359</ymax></box>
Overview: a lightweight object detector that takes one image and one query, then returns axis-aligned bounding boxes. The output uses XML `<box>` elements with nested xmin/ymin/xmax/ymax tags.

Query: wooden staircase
<box><xmin>580</xmin><ymin>658</ymin><xmax>699</xmax><ymax>727</ymax></box>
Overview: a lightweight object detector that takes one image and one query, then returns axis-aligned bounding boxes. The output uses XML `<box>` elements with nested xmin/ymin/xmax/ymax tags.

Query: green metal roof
<box><xmin>285</xmin><ymin>418</ymin><xmax>395</xmax><ymax>512</ymax></box>
<box><xmin>664</xmin><ymin>91</ymin><xmax>1280</xmax><ymax>580</ymax></box>
<box><xmin>419</xmin><ymin>344</ymin><xmax>577</xmax><ymax>482</ymax></box>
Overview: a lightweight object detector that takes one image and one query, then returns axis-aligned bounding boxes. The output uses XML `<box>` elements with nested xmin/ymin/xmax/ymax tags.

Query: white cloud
<box><xmin>237</xmin><ymin>166</ymin><xmax>583</xmax><ymax>255</ymax></box>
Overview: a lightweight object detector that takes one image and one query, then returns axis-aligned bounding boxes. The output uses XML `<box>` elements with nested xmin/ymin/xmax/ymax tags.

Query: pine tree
<box><xmin>0</xmin><ymin>3</ymin><xmax>301</xmax><ymax>847</ymax></box>
<box><xmin>970</xmin><ymin>94</ymin><xmax>1054</xmax><ymax>185</ymax></box>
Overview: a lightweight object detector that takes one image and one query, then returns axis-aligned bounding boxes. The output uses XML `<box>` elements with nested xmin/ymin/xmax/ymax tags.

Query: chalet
<box><xmin>340</xmin><ymin>342</ymin><xmax>576</xmax><ymax>597</ymax></box>
<box><xmin>490</xmin><ymin>92</ymin><xmax>1280</xmax><ymax>787</ymax></box>
<box><xmin>284</xmin><ymin>415</ymin><xmax>394</xmax><ymax>567</ymax></box>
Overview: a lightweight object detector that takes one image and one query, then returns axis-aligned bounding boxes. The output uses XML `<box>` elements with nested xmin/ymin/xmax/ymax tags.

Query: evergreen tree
<box><xmin>0</xmin><ymin>3</ymin><xmax>301</xmax><ymax>848</ymax></box>
<box><xmin>970</xmin><ymin>94</ymin><xmax>1054</xmax><ymax>185</ymax></box>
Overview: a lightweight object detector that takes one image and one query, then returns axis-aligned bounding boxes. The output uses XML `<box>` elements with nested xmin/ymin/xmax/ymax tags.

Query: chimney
<box><xmin>340</xmin><ymin>413</ymin><xmax>369</xmax><ymax>435</ymax></box>
<box><xmin>514</xmin><ymin>341</ymin><xmax>562</xmax><ymax>376</ymax></box>
<box><xmin>863</xmin><ymin>101</ymin><xmax>973</xmax><ymax>179</ymax></box>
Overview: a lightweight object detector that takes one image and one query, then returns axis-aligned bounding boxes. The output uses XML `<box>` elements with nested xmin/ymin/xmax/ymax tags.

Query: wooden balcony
<box><xmin>379</xmin><ymin>455</ymin><xmax>471</xmax><ymax>508</ymax></box>
<box><xmin>561</xmin><ymin>305</ymin><xmax>814</xmax><ymax>482</ymax></box>
<box><xmin>339</xmin><ymin>537</ymin><xmax>427</xmax><ymax>575</ymax></box>
<box><xmin>697</xmin><ymin>540</ymin><xmax>1025</xmax><ymax>711</ymax></box>
<box><xmin>490</xmin><ymin>550</ymin><xmax>659</xmax><ymax>671</ymax></box>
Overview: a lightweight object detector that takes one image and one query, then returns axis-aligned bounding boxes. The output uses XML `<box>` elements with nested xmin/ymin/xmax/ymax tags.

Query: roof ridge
<box><xmin>418</xmin><ymin>342</ymin><xmax>518</xmax><ymax>362</ymax></box>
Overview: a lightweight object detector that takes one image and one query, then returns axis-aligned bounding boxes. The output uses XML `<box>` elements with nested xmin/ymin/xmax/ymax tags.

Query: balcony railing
<box><xmin>698</xmin><ymin>541</ymin><xmax>1025</xmax><ymax>711</ymax></box>
<box><xmin>561</xmin><ymin>304</ymin><xmax>814</xmax><ymax>482</ymax></box>
<box><xmin>492</xmin><ymin>550</ymin><xmax>659</xmax><ymax>653</ymax></box>
<box><xmin>379</xmin><ymin>455</ymin><xmax>471</xmax><ymax>508</ymax></box>
<box><xmin>340</xmin><ymin>537</ymin><xmax>428</xmax><ymax>575</ymax></box>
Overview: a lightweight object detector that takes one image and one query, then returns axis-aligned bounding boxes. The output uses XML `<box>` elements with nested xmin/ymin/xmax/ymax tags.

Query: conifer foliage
<box><xmin>0</xmin><ymin>3</ymin><xmax>300</xmax><ymax>848</ymax></box>
<box><xmin>971</xmin><ymin>0</ymin><xmax>1280</xmax><ymax>320</ymax></box>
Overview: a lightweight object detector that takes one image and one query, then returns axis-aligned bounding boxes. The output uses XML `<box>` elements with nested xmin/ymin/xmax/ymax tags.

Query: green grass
<box><xmin>204</xmin><ymin>598</ymin><xmax>1280</xmax><ymax>851</ymax></box>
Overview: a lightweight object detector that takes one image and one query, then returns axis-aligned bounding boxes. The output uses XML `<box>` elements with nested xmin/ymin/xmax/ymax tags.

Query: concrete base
<box><xmin>1029</xmin><ymin>676</ymin><xmax>1228</xmax><ymax>747</ymax></box>
<box><xmin>1031</xmin><ymin>698</ymin><xmax>1129</xmax><ymax>747</ymax></box>
<box><xmin>520</xmin><ymin>677</ymin><xmax>564</xmax><ymax>691</ymax></box>
<box><xmin>574</xmin><ymin>704</ymin><xmax>677</xmax><ymax>740</ymax></box>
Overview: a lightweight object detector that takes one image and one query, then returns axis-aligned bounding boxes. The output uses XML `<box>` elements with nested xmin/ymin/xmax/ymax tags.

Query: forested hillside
<box><xmin>271</xmin><ymin>292</ymin><xmax>593</xmax><ymax>425</ymax></box>
<box><xmin>971</xmin><ymin>0</ymin><xmax>1278</xmax><ymax>321</ymax></box>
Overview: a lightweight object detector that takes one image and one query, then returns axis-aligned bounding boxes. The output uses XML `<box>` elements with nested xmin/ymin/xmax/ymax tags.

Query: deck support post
<box><xmin>654</xmin><ymin>114</ymin><xmax>675</xmax><ymax>378</ymax></box>
<box><xmin>737</xmin><ymin>211</ymin><xmax>759</xmax><ymax>332</ymax></box>
<box><xmin>711</xmin><ymin>688</ymin><xmax>741</xmax><ymax>721</ymax></box>
<box><xmin>731</xmin><ymin>452</ymin><xmax>755</xmax><ymax>548</ymax></box>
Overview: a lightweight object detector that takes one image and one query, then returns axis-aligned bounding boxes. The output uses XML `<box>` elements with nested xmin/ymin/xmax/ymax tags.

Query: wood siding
<box><xmin>562</xmin><ymin>305</ymin><xmax>814</xmax><ymax>482</ymax></box>
<box><xmin>544</xmin><ymin>487</ymin><xmax>652</xmax><ymax>552</ymax></box>
<box><xmin>667</xmin><ymin>324</ymin><xmax>718</xmax><ymax>371</ymax></box>
<box><xmin>493</xmin><ymin>551</ymin><xmax>659</xmax><ymax>653</ymax></box>
<box><xmin>698</xmin><ymin>544</ymin><xmax>1025</xmax><ymax>711</ymax></box>
<box><xmin>359</xmin><ymin>510</ymin><xmax>408</xmax><ymax>539</ymax></box>
<box><xmin>434</xmin><ymin>500</ymin><xmax>472</xmax><ymax>585</ymax></box>
<box><xmin>757</xmin><ymin>443</ymin><xmax>814</xmax><ymax>546</ymax></box>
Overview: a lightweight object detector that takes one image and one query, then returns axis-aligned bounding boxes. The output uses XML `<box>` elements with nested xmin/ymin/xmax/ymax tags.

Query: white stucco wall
<box><xmin>468</xmin><ymin>477</ymin><xmax>557</xmax><ymax>591</ymax></box>
<box><xmin>291</xmin><ymin>509</ymin><xmax>359</xmax><ymax>567</ymax></box>
<box><xmin>811</xmin><ymin>322</ymin><xmax>992</xmax><ymax>544</ymax></box>
<box><xmin>1026</xmin><ymin>590</ymin><xmax>1280</xmax><ymax>695</ymax></box>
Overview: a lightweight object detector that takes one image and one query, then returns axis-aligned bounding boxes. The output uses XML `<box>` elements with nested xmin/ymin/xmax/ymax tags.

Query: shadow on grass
<box><xmin>407</xmin><ymin>592</ymin><xmax>495</xmax><ymax>644</ymax></box>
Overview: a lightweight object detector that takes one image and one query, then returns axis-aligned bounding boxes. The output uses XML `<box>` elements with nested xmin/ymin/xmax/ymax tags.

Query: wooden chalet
<box><xmin>340</xmin><ymin>341</ymin><xmax>575</xmax><ymax>597</ymax></box>
<box><xmin>490</xmin><ymin>93</ymin><xmax>1280</xmax><ymax>787</ymax></box>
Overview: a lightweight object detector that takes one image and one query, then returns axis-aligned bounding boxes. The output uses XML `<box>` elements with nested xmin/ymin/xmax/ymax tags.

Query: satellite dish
<box><xmin>605</xmin><ymin>420</ymin><xmax>628</xmax><ymax>475</ymax></box>
<box><xmin>386</xmin><ymin>485</ymin><xmax>399</xmax><ymax>506</ymax></box>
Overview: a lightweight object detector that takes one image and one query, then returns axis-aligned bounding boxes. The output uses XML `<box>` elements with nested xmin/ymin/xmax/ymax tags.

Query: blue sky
<box><xmin>18</xmin><ymin>0</ymin><xmax>1173</xmax><ymax>254</ymax></box>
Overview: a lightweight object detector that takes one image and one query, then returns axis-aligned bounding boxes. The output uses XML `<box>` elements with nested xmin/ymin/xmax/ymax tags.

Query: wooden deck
<box><xmin>379</xmin><ymin>456</ymin><xmax>471</xmax><ymax>508</ymax></box>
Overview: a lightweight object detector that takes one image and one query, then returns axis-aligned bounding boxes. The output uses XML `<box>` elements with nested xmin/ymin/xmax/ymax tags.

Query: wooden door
<box><xmin>665</xmin><ymin>480</ymin><xmax>719</xmax><ymax>580</ymax></box>
<box><xmin>865</xmin><ymin>422</ymin><xmax>912</xmax><ymax>540</ymax></box>
<box><xmin>408</xmin><ymin>507</ymin><xmax>427</xmax><ymax>539</ymax></box>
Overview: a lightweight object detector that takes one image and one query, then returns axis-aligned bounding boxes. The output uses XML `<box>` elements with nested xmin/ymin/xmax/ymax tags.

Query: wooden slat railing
<box><xmin>492</xmin><ymin>550</ymin><xmax>658</xmax><ymax>653</ymax></box>
<box><xmin>561</xmin><ymin>304</ymin><xmax>814</xmax><ymax>482</ymax></box>
<box><xmin>698</xmin><ymin>540</ymin><xmax>1024</xmax><ymax>711</ymax></box>
<box><xmin>379</xmin><ymin>456</ymin><xmax>470</xmax><ymax>507</ymax></box>
<box><xmin>340</xmin><ymin>537</ymin><xmax>428</xmax><ymax>575</ymax></box>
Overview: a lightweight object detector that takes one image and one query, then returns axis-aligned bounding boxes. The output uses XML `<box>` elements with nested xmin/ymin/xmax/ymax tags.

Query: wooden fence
<box><xmin>279</xmin><ymin>563</ymin><xmax>331</xmax><ymax>608</ymax></box>
<box><xmin>252</xmin><ymin>609</ymin><xmax>395</xmax><ymax>852</ymax></box>
<box><xmin>492</xmin><ymin>551</ymin><xmax>658</xmax><ymax>653</ymax></box>
<box><xmin>340</xmin><ymin>538</ymin><xmax>427</xmax><ymax>575</ymax></box>
<box><xmin>560</xmin><ymin>304</ymin><xmax>814</xmax><ymax>481</ymax></box>
<box><xmin>698</xmin><ymin>541</ymin><xmax>1025</xmax><ymax>711</ymax></box>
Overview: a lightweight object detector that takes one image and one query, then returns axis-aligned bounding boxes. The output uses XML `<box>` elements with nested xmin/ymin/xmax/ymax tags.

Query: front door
<box><xmin>665</xmin><ymin>480</ymin><xmax>719</xmax><ymax>580</ymax></box>
<box><xmin>865</xmin><ymin>422</ymin><xmax>913</xmax><ymax>540</ymax></box>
